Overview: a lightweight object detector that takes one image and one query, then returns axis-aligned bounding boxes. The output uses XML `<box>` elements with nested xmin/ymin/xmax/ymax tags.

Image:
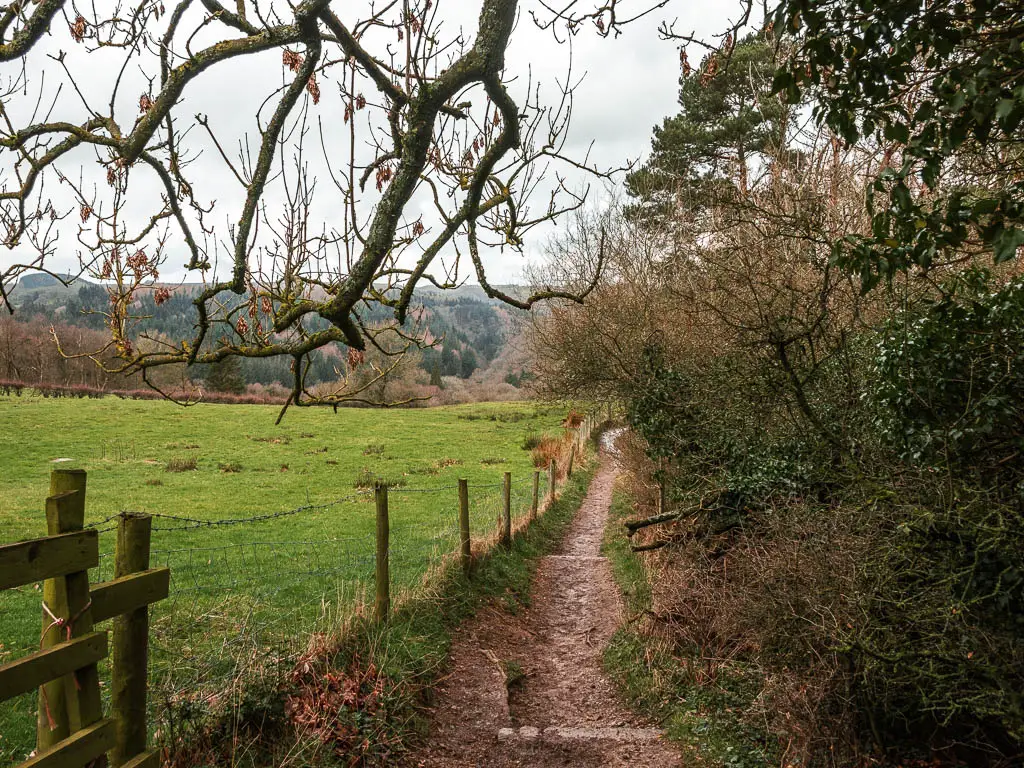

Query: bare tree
<box><xmin>1</xmin><ymin>0</ymin><xmax>695</xmax><ymax>414</ymax></box>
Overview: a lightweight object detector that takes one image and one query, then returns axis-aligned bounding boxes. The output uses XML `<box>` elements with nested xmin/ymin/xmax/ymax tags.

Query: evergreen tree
<box><xmin>773</xmin><ymin>0</ymin><xmax>1024</xmax><ymax>287</ymax></box>
<box><xmin>440</xmin><ymin>345</ymin><xmax>459</xmax><ymax>376</ymax></box>
<box><xmin>430</xmin><ymin>358</ymin><xmax>444</xmax><ymax>388</ymax></box>
<box><xmin>625</xmin><ymin>34</ymin><xmax>787</xmax><ymax>224</ymax></box>
<box><xmin>459</xmin><ymin>348</ymin><xmax>478</xmax><ymax>379</ymax></box>
<box><xmin>205</xmin><ymin>355</ymin><xmax>246</xmax><ymax>393</ymax></box>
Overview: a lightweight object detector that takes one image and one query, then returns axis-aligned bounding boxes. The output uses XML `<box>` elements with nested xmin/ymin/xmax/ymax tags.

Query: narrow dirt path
<box><xmin>408</xmin><ymin>451</ymin><xmax>682</xmax><ymax>767</ymax></box>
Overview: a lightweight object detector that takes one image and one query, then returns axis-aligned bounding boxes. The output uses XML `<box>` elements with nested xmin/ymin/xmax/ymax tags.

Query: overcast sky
<box><xmin>0</xmin><ymin>1</ymin><xmax>742</xmax><ymax>290</ymax></box>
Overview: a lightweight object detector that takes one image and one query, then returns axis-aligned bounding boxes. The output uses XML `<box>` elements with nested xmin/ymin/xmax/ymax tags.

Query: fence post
<box><xmin>110</xmin><ymin>513</ymin><xmax>152</xmax><ymax>767</ymax></box>
<box><xmin>531</xmin><ymin>471</ymin><xmax>540</xmax><ymax>520</ymax></box>
<box><xmin>549</xmin><ymin>459</ymin><xmax>557</xmax><ymax>502</ymax></box>
<box><xmin>374</xmin><ymin>483</ymin><xmax>390</xmax><ymax>622</ymax></box>
<box><xmin>500</xmin><ymin>472</ymin><xmax>512</xmax><ymax>547</ymax></box>
<box><xmin>37</xmin><ymin>469</ymin><xmax>87</xmax><ymax>751</ymax></box>
<box><xmin>458</xmin><ymin>479</ymin><xmax>471</xmax><ymax>577</ymax></box>
<box><xmin>567</xmin><ymin>444</ymin><xmax>576</xmax><ymax>479</ymax></box>
<box><xmin>48</xmin><ymin>490</ymin><xmax>104</xmax><ymax>745</ymax></box>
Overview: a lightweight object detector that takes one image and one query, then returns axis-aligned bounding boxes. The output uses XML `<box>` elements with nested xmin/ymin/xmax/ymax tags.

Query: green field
<box><xmin>0</xmin><ymin>395</ymin><xmax>566</xmax><ymax>763</ymax></box>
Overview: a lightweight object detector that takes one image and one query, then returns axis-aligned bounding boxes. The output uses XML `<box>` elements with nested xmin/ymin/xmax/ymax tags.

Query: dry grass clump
<box><xmin>411</xmin><ymin>457</ymin><xmax>464</xmax><ymax>475</ymax></box>
<box><xmin>352</xmin><ymin>467</ymin><xmax>407</xmax><ymax>489</ymax></box>
<box><xmin>529</xmin><ymin>431</ymin><xmax>579</xmax><ymax>477</ymax></box>
<box><xmin>166</xmin><ymin>455</ymin><xmax>198</xmax><ymax>472</ymax></box>
<box><xmin>562</xmin><ymin>410</ymin><xmax>584</xmax><ymax>428</ymax></box>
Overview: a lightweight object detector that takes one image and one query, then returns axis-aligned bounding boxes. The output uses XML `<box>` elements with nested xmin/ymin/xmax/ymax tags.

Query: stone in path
<box><xmin>407</xmin><ymin>454</ymin><xmax>682</xmax><ymax>768</ymax></box>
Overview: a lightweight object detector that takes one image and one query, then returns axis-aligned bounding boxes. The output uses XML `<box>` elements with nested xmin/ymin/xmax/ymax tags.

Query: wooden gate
<box><xmin>0</xmin><ymin>470</ymin><xmax>168</xmax><ymax>768</ymax></box>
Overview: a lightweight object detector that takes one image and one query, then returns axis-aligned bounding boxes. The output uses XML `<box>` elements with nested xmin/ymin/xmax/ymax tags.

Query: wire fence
<box><xmin>68</xmin><ymin>471</ymin><xmax>551</xmax><ymax>745</ymax></box>
<box><xmin>0</xmin><ymin>407</ymin><xmax>608</xmax><ymax>765</ymax></box>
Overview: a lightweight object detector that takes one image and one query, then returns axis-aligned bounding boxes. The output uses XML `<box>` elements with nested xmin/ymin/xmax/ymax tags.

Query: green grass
<box><xmin>601</xmin><ymin>487</ymin><xmax>774</xmax><ymax>768</ymax></box>
<box><xmin>250</xmin><ymin>465</ymin><xmax>598</xmax><ymax>767</ymax></box>
<box><xmin>0</xmin><ymin>395</ymin><xmax>567</xmax><ymax>764</ymax></box>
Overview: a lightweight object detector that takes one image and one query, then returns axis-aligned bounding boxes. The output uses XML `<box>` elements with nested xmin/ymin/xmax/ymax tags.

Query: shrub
<box><xmin>872</xmin><ymin>269</ymin><xmax>1024</xmax><ymax>488</ymax></box>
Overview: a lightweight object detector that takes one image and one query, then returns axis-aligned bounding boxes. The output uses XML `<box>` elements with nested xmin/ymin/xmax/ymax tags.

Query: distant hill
<box><xmin>8</xmin><ymin>276</ymin><xmax>536</xmax><ymax>392</ymax></box>
<box><xmin>15</xmin><ymin>273</ymin><xmax>78</xmax><ymax>290</ymax></box>
<box><xmin>14</xmin><ymin>272</ymin><xmax>93</xmax><ymax>291</ymax></box>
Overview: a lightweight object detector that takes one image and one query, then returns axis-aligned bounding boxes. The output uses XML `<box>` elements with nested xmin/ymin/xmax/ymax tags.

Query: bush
<box><xmin>562</xmin><ymin>410</ymin><xmax>584</xmax><ymax>428</ymax></box>
<box><xmin>873</xmin><ymin>269</ymin><xmax>1024</xmax><ymax>489</ymax></box>
<box><xmin>530</xmin><ymin>434</ymin><xmax>571</xmax><ymax>473</ymax></box>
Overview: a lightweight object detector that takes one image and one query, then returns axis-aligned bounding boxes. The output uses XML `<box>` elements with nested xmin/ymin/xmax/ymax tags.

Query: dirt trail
<box><xmin>408</xmin><ymin>451</ymin><xmax>682</xmax><ymax>767</ymax></box>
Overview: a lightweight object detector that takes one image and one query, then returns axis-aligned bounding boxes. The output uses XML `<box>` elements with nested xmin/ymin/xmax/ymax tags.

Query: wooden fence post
<box><xmin>531</xmin><ymin>471</ymin><xmax>540</xmax><ymax>520</ymax></box>
<box><xmin>458</xmin><ymin>479</ymin><xmax>471</xmax><ymax>577</ymax></box>
<box><xmin>37</xmin><ymin>469</ymin><xmax>87</xmax><ymax>751</ymax></box>
<box><xmin>549</xmin><ymin>459</ymin><xmax>557</xmax><ymax>502</ymax></box>
<box><xmin>47</xmin><ymin>491</ymin><xmax>105</xmax><ymax>757</ymax></box>
<box><xmin>500</xmin><ymin>472</ymin><xmax>512</xmax><ymax>547</ymax></box>
<box><xmin>110</xmin><ymin>513</ymin><xmax>152</xmax><ymax>767</ymax></box>
<box><xmin>567</xmin><ymin>444</ymin><xmax>576</xmax><ymax>479</ymax></box>
<box><xmin>374</xmin><ymin>484</ymin><xmax>390</xmax><ymax>622</ymax></box>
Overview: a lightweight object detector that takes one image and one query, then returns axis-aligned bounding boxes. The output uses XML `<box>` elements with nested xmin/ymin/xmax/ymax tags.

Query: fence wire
<box><xmin>107</xmin><ymin>471</ymin><xmax>547</xmax><ymax>745</ymax></box>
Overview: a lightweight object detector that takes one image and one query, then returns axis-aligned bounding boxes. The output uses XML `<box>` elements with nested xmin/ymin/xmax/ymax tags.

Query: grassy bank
<box><xmin>601</xmin><ymin>486</ymin><xmax>774</xmax><ymax>768</ymax></box>
<box><xmin>0</xmin><ymin>397</ymin><xmax>569</xmax><ymax>763</ymax></box>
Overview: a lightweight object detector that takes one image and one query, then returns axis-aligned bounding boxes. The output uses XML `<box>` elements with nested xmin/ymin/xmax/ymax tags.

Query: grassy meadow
<box><xmin>0</xmin><ymin>395</ymin><xmax>567</xmax><ymax>762</ymax></box>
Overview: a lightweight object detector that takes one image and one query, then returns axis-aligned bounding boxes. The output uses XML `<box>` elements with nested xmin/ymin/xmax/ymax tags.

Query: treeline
<box><xmin>533</xmin><ymin>15</ymin><xmax>1023</xmax><ymax>768</ymax></box>
<box><xmin>0</xmin><ymin>314</ymin><xmax>129</xmax><ymax>389</ymax></box>
<box><xmin>11</xmin><ymin>282</ymin><xmax>519</xmax><ymax>393</ymax></box>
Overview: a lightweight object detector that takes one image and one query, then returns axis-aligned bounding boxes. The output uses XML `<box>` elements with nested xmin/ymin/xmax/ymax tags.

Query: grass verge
<box><xmin>167</xmin><ymin>462</ymin><xmax>596</xmax><ymax>767</ymax></box>
<box><xmin>601</xmin><ymin>486</ymin><xmax>775</xmax><ymax>768</ymax></box>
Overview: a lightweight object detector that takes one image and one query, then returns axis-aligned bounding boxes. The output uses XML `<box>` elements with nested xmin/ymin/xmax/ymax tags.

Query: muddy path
<box><xmin>407</xmin><ymin>450</ymin><xmax>681</xmax><ymax>767</ymax></box>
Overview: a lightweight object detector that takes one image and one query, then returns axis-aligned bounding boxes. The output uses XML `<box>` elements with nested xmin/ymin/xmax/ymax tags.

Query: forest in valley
<box><xmin>527</xmin><ymin>8</ymin><xmax>1024</xmax><ymax>766</ymax></box>
<box><xmin>2</xmin><ymin>278</ymin><xmax>533</xmax><ymax>404</ymax></box>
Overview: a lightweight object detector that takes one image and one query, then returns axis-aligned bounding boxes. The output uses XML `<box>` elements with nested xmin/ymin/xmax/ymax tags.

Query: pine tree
<box><xmin>430</xmin><ymin>358</ymin><xmax>444</xmax><ymax>388</ymax></box>
<box><xmin>625</xmin><ymin>34</ymin><xmax>787</xmax><ymax>224</ymax></box>
<box><xmin>460</xmin><ymin>348</ymin><xmax>478</xmax><ymax>379</ymax></box>
<box><xmin>205</xmin><ymin>355</ymin><xmax>246</xmax><ymax>394</ymax></box>
<box><xmin>440</xmin><ymin>345</ymin><xmax>459</xmax><ymax>377</ymax></box>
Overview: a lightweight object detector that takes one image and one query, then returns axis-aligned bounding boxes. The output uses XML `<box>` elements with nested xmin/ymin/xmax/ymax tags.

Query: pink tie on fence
<box><xmin>38</xmin><ymin>598</ymin><xmax>92</xmax><ymax>729</ymax></box>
